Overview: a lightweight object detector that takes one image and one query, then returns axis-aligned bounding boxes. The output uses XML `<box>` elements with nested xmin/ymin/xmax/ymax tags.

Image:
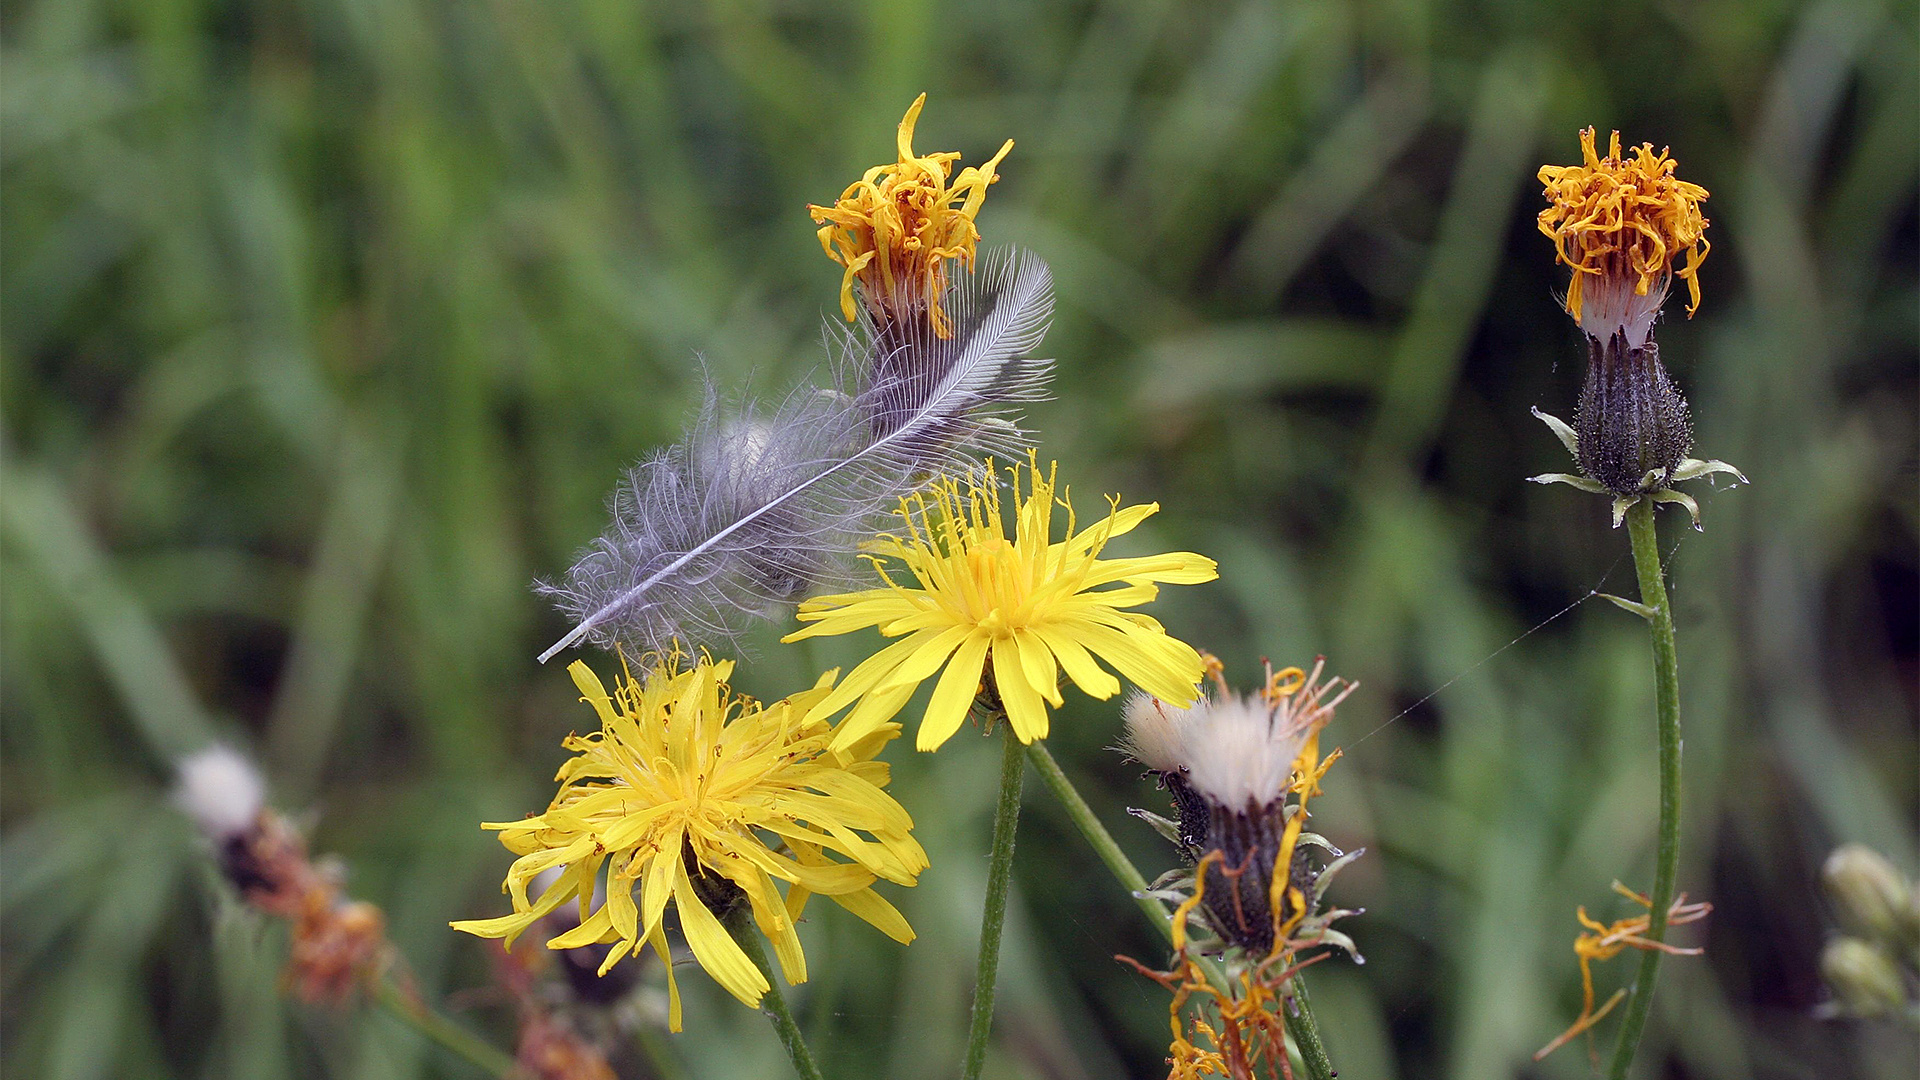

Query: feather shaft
<box><xmin>537</xmin><ymin>249</ymin><xmax>1055</xmax><ymax>661</ymax></box>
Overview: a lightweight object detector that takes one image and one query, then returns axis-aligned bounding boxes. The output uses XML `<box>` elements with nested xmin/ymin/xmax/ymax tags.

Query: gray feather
<box><xmin>535</xmin><ymin>248</ymin><xmax>1055</xmax><ymax>662</ymax></box>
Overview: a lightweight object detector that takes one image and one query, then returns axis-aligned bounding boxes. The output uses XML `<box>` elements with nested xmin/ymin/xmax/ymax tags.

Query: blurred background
<box><xmin>3</xmin><ymin>0</ymin><xmax>1915</xmax><ymax>1077</ymax></box>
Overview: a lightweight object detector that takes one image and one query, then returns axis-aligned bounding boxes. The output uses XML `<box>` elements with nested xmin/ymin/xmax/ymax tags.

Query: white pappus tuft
<box><xmin>1120</xmin><ymin>690</ymin><xmax>1193</xmax><ymax>774</ymax></box>
<box><xmin>1576</xmin><ymin>269</ymin><xmax>1671</xmax><ymax>350</ymax></box>
<box><xmin>1178</xmin><ymin>694</ymin><xmax>1315</xmax><ymax>811</ymax></box>
<box><xmin>1131</xmin><ymin>660</ymin><xmax>1356</xmax><ymax>811</ymax></box>
<box><xmin>537</xmin><ymin>248</ymin><xmax>1055</xmax><ymax>662</ymax></box>
<box><xmin>174</xmin><ymin>744</ymin><xmax>266</xmax><ymax>842</ymax></box>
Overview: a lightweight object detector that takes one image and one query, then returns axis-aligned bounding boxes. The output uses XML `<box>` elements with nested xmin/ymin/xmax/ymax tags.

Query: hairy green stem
<box><xmin>1607</xmin><ymin>497</ymin><xmax>1683</xmax><ymax>1079</ymax></box>
<box><xmin>1284</xmin><ymin>971</ymin><xmax>1336</xmax><ymax>1080</ymax></box>
<box><xmin>727</xmin><ymin>908</ymin><xmax>826</xmax><ymax>1080</ymax></box>
<box><xmin>960</xmin><ymin>723</ymin><xmax>1026</xmax><ymax>1080</ymax></box>
<box><xmin>1025</xmin><ymin>741</ymin><xmax>1335</xmax><ymax>1080</ymax></box>
<box><xmin>368</xmin><ymin>974</ymin><xmax>523</xmax><ymax>1079</ymax></box>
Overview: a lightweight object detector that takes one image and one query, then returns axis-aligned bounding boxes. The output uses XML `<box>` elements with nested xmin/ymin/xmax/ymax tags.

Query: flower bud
<box><xmin>1823</xmin><ymin>844</ymin><xmax>1918</xmax><ymax>948</ymax></box>
<box><xmin>1574</xmin><ymin>333</ymin><xmax>1693</xmax><ymax>494</ymax></box>
<box><xmin>1820</xmin><ymin>937</ymin><xmax>1907</xmax><ymax>1018</ymax></box>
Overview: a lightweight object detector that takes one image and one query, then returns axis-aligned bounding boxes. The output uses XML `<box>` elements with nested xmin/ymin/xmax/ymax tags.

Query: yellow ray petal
<box><xmin>831</xmin><ymin>886</ymin><xmax>916</xmax><ymax>944</ymax></box>
<box><xmin>672</xmin><ymin>860</ymin><xmax>768</xmax><ymax>1008</ymax></box>
<box><xmin>992</xmin><ymin>637</ymin><xmax>1051</xmax><ymax>743</ymax></box>
<box><xmin>917</xmin><ymin>632</ymin><xmax>992</xmax><ymax>750</ymax></box>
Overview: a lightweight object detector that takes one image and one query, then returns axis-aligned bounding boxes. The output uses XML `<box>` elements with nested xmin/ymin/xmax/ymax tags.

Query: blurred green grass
<box><xmin>2</xmin><ymin>0</ymin><xmax>1915</xmax><ymax>1077</ymax></box>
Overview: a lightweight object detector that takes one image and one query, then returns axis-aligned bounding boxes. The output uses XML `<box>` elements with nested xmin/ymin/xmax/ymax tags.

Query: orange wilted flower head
<box><xmin>809</xmin><ymin>94</ymin><xmax>1013</xmax><ymax>338</ymax></box>
<box><xmin>1538</xmin><ymin>127</ymin><xmax>1710</xmax><ymax>348</ymax></box>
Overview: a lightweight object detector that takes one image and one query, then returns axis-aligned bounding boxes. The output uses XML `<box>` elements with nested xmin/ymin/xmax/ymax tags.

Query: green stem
<box><xmin>1024</xmin><ymin>741</ymin><xmax>1179</xmax><ymax>943</ymax></box>
<box><xmin>1284</xmin><ymin>971</ymin><xmax>1336</xmax><ymax>1080</ymax></box>
<box><xmin>1607</xmin><ymin>497</ymin><xmax>1684</xmax><ymax>1080</ymax></box>
<box><xmin>727</xmin><ymin>908</ymin><xmax>826</xmax><ymax>1080</ymax></box>
<box><xmin>368</xmin><ymin>974</ymin><xmax>522</xmax><ymax>1079</ymax></box>
<box><xmin>960</xmin><ymin>722</ymin><xmax>1026</xmax><ymax>1080</ymax></box>
<box><xmin>1025</xmin><ymin>741</ymin><xmax>1335</xmax><ymax>1080</ymax></box>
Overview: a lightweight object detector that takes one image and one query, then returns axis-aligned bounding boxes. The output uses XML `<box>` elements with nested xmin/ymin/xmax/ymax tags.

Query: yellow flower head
<box><xmin>1538</xmin><ymin>128</ymin><xmax>1710</xmax><ymax>345</ymax></box>
<box><xmin>784</xmin><ymin>455</ymin><xmax>1218</xmax><ymax>753</ymax></box>
<box><xmin>808</xmin><ymin>93</ymin><xmax>1014</xmax><ymax>339</ymax></box>
<box><xmin>451</xmin><ymin>655</ymin><xmax>926</xmax><ymax>1031</ymax></box>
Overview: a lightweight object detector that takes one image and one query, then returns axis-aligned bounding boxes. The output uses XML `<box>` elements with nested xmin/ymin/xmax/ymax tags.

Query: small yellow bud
<box><xmin>1822</xmin><ymin>844</ymin><xmax>1917</xmax><ymax>948</ymax></box>
<box><xmin>1820</xmin><ymin>937</ymin><xmax>1907</xmax><ymax>1018</ymax></box>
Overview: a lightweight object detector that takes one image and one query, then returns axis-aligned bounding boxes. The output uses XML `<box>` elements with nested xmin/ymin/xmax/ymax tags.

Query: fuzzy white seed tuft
<box><xmin>174</xmin><ymin>744</ymin><xmax>265</xmax><ymax>841</ymax></box>
<box><xmin>1577</xmin><ymin>271</ymin><xmax>1670</xmax><ymax>350</ymax></box>
<box><xmin>1177</xmin><ymin>695</ymin><xmax>1311</xmax><ymax>810</ymax></box>
<box><xmin>1119</xmin><ymin>690</ymin><xmax>1193</xmax><ymax>773</ymax></box>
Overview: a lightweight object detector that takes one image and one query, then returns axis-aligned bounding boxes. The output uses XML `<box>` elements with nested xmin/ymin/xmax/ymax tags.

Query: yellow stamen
<box><xmin>1262</xmin><ymin>664</ymin><xmax>1306</xmax><ymax>702</ymax></box>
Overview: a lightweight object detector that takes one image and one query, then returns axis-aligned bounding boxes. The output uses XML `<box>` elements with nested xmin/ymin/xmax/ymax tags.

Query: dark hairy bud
<box><xmin>1575</xmin><ymin>333</ymin><xmax>1693</xmax><ymax>494</ymax></box>
<box><xmin>556</xmin><ymin>943</ymin><xmax>640</xmax><ymax>1005</ymax></box>
<box><xmin>1200</xmin><ymin>801</ymin><xmax>1316</xmax><ymax>957</ymax></box>
<box><xmin>1162</xmin><ymin>771</ymin><xmax>1213</xmax><ymax>855</ymax></box>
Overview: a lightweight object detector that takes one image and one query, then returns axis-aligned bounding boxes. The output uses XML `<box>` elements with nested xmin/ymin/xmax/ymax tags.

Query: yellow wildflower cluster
<box><xmin>787</xmin><ymin>454</ymin><xmax>1217</xmax><ymax>752</ymax></box>
<box><xmin>808</xmin><ymin>93</ymin><xmax>1013</xmax><ymax>338</ymax></box>
<box><xmin>1538</xmin><ymin>127</ymin><xmax>1710</xmax><ymax>328</ymax></box>
<box><xmin>452</xmin><ymin>655</ymin><xmax>925</xmax><ymax>1030</ymax></box>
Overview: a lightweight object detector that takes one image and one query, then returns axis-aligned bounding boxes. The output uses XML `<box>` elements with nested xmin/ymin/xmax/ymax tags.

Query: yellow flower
<box><xmin>784</xmin><ymin>455</ymin><xmax>1217</xmax><ymax>753</ymax></box>
<box><xmin>808</xmin><ymin>93</ymin><xmax>1013</xmax><ymax>339</ymax></box>
<box><xmin>451</xmin><ymin>655</ymin><xmax>925</xmax><ymax>1031</ymax></box>
<box><xmin>1538</xmin><ymin>128</ymin><xmax>1710</xmax><ymax>341</ymax></box>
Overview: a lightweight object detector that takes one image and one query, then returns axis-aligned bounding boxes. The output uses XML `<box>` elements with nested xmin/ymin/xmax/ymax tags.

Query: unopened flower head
<box><xmin>808</xmin><ymin>93</ymin><xmax>1013</xmax><ymax>338</ymax></box>
<box><xmin>452</xmin><ymin>655</ymin><xmax>926</xmax><ymax>1031</ymax></box>
<box><xmin>1538</xmin><ymin>128</ymin><xmax>1710</xmax><ymax>348</ymax></box>
<box><xmin>786</xmin><ymin>454</ymin><xmax>1217</xmax><ymax>753</ymax></box>
<box><xmin>1822</xmin><ymin>844</ymin><xmax>1920</xmax><ymax>950</ymax></box>
<box><xmin>1819</xmin><ymin>937</ymin><xmax>1911</xmax><ymax>1020</ymax></box>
